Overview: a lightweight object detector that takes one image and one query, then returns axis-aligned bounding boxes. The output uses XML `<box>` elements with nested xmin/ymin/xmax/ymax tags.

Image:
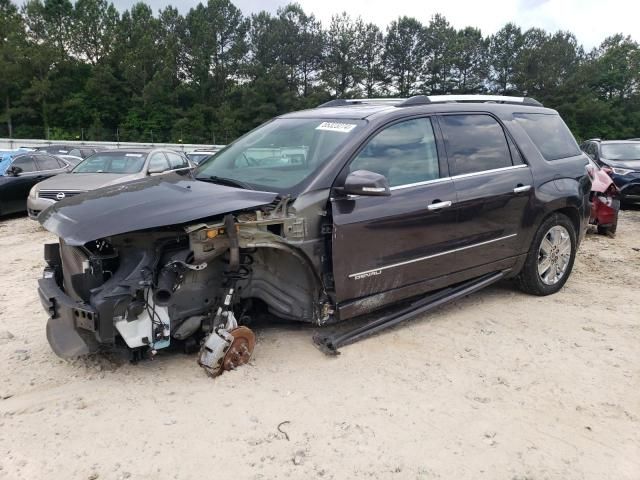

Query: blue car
<box><xmin>0</xmin><ymin>150</ymin><xmax>71</xmax><ymax>216</ymax></box>
<box><xmin>580</xmin><ymin>139</ymin><xmax>640</xmax><ymax>204</ymax></box>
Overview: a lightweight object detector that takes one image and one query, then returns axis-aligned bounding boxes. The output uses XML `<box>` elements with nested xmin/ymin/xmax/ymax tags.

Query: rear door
<box><xmin>437</xmin><ymin>113</ymin><xmax>534</xmax><ymax>270</ymax></box>
<box><xmin>331</xmin><ymin>116</ymin><xmax>459</xmax><ymax>304</ymax></box>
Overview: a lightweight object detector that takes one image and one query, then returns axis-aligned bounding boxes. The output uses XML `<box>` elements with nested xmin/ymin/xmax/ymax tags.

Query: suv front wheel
<box><xmin>517</xmin><ymin>213</ymin><xmax>577</xmax><ymax>296</ymax></box>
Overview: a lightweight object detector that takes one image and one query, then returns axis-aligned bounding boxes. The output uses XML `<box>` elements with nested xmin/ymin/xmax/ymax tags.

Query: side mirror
<box><xmin>7</xmin><ymin>165</ymin><xmax>22</xmax><ymax>176</ymax></box>
<box><xmin>341</xmin><ymin>170</ymin><xmax>391</xmax><ymax>197</ymax></box>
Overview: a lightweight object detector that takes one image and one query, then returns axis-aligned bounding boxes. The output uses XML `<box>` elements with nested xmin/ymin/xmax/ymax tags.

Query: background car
<box><xmin>27</xmin><ymin>148</ymin><xmax>193</xmax><ymax>219</ymax></box>
<box><xmin>187</xmin><ymin>147</ymin><xmax>222</xmax><ymax>165</ymax></box>
<box><xmin>0</xmin><ymin>151</ymin><xmax>71</xmax><ymax>216</ymax></box>
<box><xmin>56</xmin><ymin>154</ymin><xmax>84</xmax><ymax>167</ymax></box>
<box><xmin>67</xmin><ymin>146</ymin><xmax>112</xmax><ymax>159</ymax></box>
<box><xmin>34</xmin><ymin>145</ymin><xmax>111</xmax><ymax>159</ymax></box>
<box><xmin>581</xmin><ymin>139</ymin><xmax>640</xmax><ymax>205</ymax></box>
<box><xmin>586</xmin><ymin>158</ymin><xmax>620</xmax><ymax>235</ymax></box>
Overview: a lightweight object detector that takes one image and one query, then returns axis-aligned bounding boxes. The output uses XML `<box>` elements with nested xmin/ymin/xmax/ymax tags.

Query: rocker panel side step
<box><xmin>313</xmin><ymin>271</ymin><xmax>506</xmax><ymax>355</ymax></box>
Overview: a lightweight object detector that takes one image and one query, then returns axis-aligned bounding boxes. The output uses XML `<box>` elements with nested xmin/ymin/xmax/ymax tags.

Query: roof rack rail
<box><xmin>397</xmin><ymin>94</ymin><xmax>543</xmax><ymax>107</ymax></box>
<box><xmin>318</xmin><ymin>95</ymin><xmax>544</xmax><ymax>109</ymax></box>
<box><xmin>317</xmin><ymin>98</ymin><xmax>404</xmax><ymax>108</ymax></box>
<box><xmin>586</xmin><ymin>138</ymin><xmax>602</xmax><ymax>142</ymax></box>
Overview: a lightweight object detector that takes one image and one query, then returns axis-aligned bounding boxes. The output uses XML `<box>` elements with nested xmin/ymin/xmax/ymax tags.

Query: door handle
<box><xmin>427</xmin><ymin>200</ymin><xmax>452</xmax><ymax>211</ymax></box>
<box><xmin>513</xmin><ymin>185</ymin><xmax>531</xmax><ymax>193</ymax></box>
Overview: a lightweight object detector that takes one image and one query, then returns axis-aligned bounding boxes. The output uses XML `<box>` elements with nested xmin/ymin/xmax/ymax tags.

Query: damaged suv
<box><xmin>37</xmin><ymin>95</ymin><xmax>592</xmax><ymax>377</ymax></box>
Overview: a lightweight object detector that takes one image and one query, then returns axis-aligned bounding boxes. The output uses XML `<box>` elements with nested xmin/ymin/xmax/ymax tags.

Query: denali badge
<box><xmin>353</xmin><ymin>270</ymin><xmax>382</xmax><ymax>280</ymax></box>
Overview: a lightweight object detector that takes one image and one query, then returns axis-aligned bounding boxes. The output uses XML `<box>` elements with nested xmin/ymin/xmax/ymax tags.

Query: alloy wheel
<box><xmin>537</xmin><ymin>225</ymin><xmax>572</xmax><ymax>285</ymax></box>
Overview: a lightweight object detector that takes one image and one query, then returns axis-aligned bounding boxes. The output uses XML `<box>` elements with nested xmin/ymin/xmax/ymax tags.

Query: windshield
<box><xmin>195</xmin><ymin>118</ymin><xmax>366</xmax><ymax>190</ymax></box>
<box><xmin>73</xmin><ymin>152</ymin><xmax>147</xmax><ymax>174</ymax></box>
<box><xmin>601</xmin><ymin>143</ymin><xmax>640</xmax><ymax>161</ymax></box>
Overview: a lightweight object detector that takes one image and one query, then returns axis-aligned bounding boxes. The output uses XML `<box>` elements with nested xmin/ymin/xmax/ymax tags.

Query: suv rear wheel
<box><xmin>518</xmin><ymin>213</ymin><xmax>576</xmax><ymax>296</ymax></box>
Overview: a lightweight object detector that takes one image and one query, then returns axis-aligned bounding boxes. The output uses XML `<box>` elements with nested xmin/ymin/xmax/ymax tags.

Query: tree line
<box><xmin>1</xmin><ymin>0</ymin><xmax>639</xmax><ymax>144</ymax></box>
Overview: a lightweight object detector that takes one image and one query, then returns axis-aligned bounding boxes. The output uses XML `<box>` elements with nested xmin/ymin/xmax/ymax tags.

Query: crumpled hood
<box><xmin>36</xmin><ymin>172</ymin><xmax>142</xmax><ymax>191</ymax></box>
<box><xmin>601</xmin><ymin>158</ymin><xmax>640</xmax><ymax>170</ymax></box>
<box><xmin>39</xmin><ymin>173</ymin><xmax>279</xmax><ymax>245</ymax></box>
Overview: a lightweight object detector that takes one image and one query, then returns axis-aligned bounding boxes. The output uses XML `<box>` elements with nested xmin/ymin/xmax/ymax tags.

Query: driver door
<box><xmin>331</xmin><ymin>117</ymin><xmax>459</xmax><ymax>311</ymax></box>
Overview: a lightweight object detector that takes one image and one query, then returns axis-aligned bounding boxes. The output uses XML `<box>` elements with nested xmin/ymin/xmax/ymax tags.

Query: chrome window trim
<box><xmin>348</xmin><ymin>233</ymin><xmax>517</xmax><ymax>279</ymax></box>
<box><xmin>388</xmin><ymin>164</ymin><xmax>529</xmax><ymax>191</ymax></box>
<box><xmin>450</xmin><ymin>164</ymin><xmax>529</xmax><ymax>180</ymax></box>
<box><xmin>389</xmin><ymin>177</ymin><xmax>451</xmax><ymax>191</ymax></box>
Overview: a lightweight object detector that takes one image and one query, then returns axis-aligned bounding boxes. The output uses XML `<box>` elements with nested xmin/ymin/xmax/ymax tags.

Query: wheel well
<box><xmin>553</xmin><ymin>207</ymin><xmax>581</xmax><ymax>235</ymax></box>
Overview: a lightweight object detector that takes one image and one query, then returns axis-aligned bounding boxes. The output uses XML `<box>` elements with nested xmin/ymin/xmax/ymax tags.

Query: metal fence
<box><xmin>0</xmin><ymin>138</ymin><xmax>225</xmax><ymax>152</ymax></box>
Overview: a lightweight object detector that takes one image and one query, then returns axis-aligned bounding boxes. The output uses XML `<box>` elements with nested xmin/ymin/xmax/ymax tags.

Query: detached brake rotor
<box><xmin>198</xmin><ymin>326</ymin><xmax>256</xmax><ymax>377</ymax></box>
<box><xmin>222</xmin><ymin>326</ymin><xmax>255</xmax><ymax>371</ymax></box>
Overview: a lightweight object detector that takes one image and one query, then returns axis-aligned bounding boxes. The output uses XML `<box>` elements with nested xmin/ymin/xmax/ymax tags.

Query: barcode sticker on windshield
<box><xmin>316</xmin><ymin>122</ymin><xmax>357</xmax><ymax>133</ymax></box>
<box><xmin>125</xmin><ymin>153</ymin><xmax>143</xmax><ymax>157</ymax></box>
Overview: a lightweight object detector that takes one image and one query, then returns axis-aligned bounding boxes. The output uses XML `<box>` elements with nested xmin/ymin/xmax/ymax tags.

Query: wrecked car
<box><xmin>37</xmin><ymin>95</ymin><xmax>592</xmax><ymax>377</ymax></box>
<box><xmin>586</xmin><ymin>158</ymin><xmax>620</xmax><ymax>235</ymax></box>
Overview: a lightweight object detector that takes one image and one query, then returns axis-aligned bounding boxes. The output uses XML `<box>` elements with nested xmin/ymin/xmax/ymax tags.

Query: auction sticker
<box><xmin>125</xmin><ymin>153</ymin><xmax>143</xmax><ymax>157</ymax></box>
<box><xmin>316</xmin><ymin>122</ymin><xmax>357</xmax><ymax>133</ymax></box>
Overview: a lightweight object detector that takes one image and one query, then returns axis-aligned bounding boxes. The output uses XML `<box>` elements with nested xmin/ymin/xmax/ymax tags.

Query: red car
<box><xmin>587</xmin><ymin>159</ymin><xmax>620</xmax><ymax>235</ymax></box>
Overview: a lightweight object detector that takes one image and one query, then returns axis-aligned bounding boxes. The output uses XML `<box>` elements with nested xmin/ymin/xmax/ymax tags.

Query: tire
<box><xmin>517</xmin><ymin>213</ymin><xmax>577</xmax><ymax>296</ymax></box>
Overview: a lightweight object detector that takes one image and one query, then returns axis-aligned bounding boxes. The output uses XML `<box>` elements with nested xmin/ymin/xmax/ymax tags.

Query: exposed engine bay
<box><xmin>40</xmin><ymin>196</ymin><xmax>333</xmax><ymax>377</ymax></box>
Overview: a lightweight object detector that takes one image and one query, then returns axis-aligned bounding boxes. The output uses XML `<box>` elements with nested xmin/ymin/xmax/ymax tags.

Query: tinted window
<box><xmin>514</xmin><ymin>113</ymin><xmax>581</xmax><ymax>161</ymax></box>
<box><xmin>349</xmin><ymin>118</ymin><xmax>439</xmax><ymax>187</ymax></box>
<box><xmin>36</xmin><ymin>155</ymin><xmax>63</xmax><ymax>171</ymax></box>
<box><xmin>69</xmin><ymin>149</ymin><xmax>81</xmax><ymax>157</ymax></box>
<box><xmin>12</xmin><ymin>156</ymin><xmax>37</xmax><ymax>172</ymax></box>
<box><xmin>166</xmin><ymin>152</ymin><xmax>189</xmax><ymax>169</ymax></box>
<box><xmin>440</xmin><ymin>114</ymin><xmax>512</xmax><ymax>175</ymax></box>
<box><xmin>148</xmin><ymin>153</ymin><xmax>170</xmax><ymax>173</ymax></box>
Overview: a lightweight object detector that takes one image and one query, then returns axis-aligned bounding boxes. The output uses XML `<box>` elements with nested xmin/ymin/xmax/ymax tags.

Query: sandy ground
<box><xmin>0</xmin><ymin>211</ymin><xmax>639</xmax><ymax>480</ymax></box>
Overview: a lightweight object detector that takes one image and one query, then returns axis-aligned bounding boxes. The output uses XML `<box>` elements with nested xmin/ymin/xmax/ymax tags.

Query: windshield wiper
<box><xmin>198</xmin><ymin>175</ymin><xmax>254</xmax><ymax>190</ymax></box>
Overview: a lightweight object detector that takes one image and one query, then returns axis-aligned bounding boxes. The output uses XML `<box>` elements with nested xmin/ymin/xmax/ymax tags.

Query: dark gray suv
<box><xmin>36</xmin><ymin>95</ymin><xmax>591</xmax><ymax>377</ymax></box>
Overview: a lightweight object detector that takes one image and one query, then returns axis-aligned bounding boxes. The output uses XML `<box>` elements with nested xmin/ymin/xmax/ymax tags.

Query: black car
<box><xmin>580</xmin><ymin>139</ymin><xmax>640</xmax><ymax>204</ymax></box>
<box><xmin>0</xmin><ymin>152</ymin><xmax>71</xmax><ymax>216</ymax></box>
<box><xmin>37</xmin><ymin>95</ymin><xmax>591</xmax><ymax>377</ymax></box>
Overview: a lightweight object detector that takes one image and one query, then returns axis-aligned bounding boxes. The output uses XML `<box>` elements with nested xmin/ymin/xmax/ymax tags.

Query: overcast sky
<box><xmin>114</xmin><ymin>0</ymin><xmax>639</xmax><ymax>50</ymax></box>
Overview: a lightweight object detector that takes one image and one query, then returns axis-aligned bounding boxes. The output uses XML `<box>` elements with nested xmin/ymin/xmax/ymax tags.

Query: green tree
<box><xmin>384</xmin><ymin>16</ymin><xmax>425</xmax><ymax>96</ymax></box>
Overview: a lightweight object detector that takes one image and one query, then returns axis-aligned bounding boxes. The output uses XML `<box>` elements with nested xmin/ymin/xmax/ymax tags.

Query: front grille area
<box><xmin>39</xmin><ymin>190</ymin><xmax>85</xmax><ymax>201</ymax></box>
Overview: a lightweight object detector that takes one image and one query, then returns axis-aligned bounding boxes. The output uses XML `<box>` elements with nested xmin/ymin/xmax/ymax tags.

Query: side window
<box><xmin>12</xmin><ymin>156</ymin><xmax>37</xmax><ymax>172</ymax></box>
<box><xmin>69</xmin><ymin>149</ymin><xmax>81</xmax><ymax>157</ymax></box>
<box><xmin>165</xmin><ymin>152</ymin><xmax>189</xmax><ymax>169</ymax></box>
<box><xmin>513</xmin><ymin>113</ymin><xmax>581</xmax><ymax>161</ymax></box>
<box><xmin>36</xmin><ymin>155</ymin><xmax>63</xmax><ymax>171</ymax></box>
<box><xmin>349</xmin><ymin>117</ymin><xmax>440</xmax><ymax>187</ymax></box>
<box><xmin>439</xmin><ymin>114</ymin><xmax>513</xmax><ymax>176</ymax></box>
<box><xmin>148</xmin><ymin>153</ymin><xmax>170</xmax><ymax>173</ymax></box>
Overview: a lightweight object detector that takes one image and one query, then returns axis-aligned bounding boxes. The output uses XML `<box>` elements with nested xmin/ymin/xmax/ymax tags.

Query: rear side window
<box><xmin>514</xmin><ymin>113</ymin><xmax>581</xmax><ymax>161</ymax></box>
<box><xmin>439</xmin><ymin>114</ymin><xmax>512</xmax><ymax>176</ymax></box>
